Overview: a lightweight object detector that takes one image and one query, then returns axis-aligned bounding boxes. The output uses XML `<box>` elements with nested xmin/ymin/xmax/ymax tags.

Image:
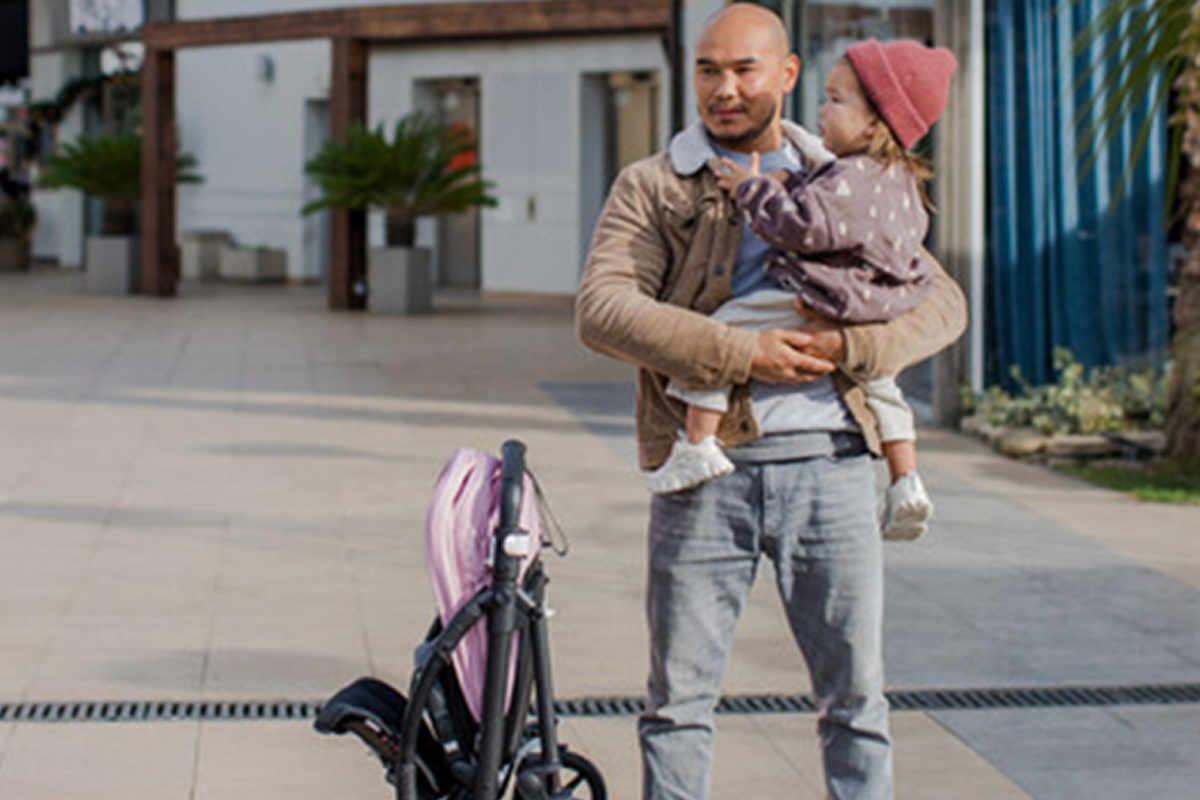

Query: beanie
<box><xmin>845</xmin><ymin>38</ymin><xmax>957</xmax><ymax>150</ymax></box>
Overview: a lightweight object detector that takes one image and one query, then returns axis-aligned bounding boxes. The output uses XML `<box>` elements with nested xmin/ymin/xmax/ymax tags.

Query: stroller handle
<box><xmin>498</xmin><ymin>440</ymin><xmax>526</xmax><ymax>534</ymax></box>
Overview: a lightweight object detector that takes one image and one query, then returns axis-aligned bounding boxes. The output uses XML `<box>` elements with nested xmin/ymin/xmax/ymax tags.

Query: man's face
<box><xmin>693</xmin><ymin>14</ymin><xmax>799</xmax><ymax>153</ymax></box>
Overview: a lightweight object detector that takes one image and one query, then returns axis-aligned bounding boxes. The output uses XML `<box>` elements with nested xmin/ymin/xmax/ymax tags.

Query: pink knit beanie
<box><xmin>845</xmin><ymin>38</ymin><xmax>957</xmax><ymax>150</ymax></box>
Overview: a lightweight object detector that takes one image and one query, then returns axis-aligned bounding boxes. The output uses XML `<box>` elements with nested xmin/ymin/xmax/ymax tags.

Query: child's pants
<box><xmin>666</xmin><ymin>288</ymin><xmax>916</xmax><ymax>443</ymax></box>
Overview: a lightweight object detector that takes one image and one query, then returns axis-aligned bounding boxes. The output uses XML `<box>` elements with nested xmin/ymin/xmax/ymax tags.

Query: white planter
<box><xmin>219</xmin><ymin>246</ymin><xmax>287</xmax><ymax>282</ymax></box>
<box><xmin>181</xmin><ymin>230</ymin><xmax>230</xmax><ymax>281</ymax></box>
<box><xmin>369</xmin><ymin>247</ymin><xmax>432</xmax><ymax>314</ymax></box>
<box><xmin>86</xmin><ymin>236</ymin><xmax>141</xmax><ymax>295</ymax></box>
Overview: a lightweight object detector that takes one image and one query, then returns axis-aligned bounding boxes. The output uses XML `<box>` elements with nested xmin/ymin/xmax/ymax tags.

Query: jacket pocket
<box><xmin>658</xmin><ymin>196</ymin><xmax>721</xmax><ymax>304</ymax></box>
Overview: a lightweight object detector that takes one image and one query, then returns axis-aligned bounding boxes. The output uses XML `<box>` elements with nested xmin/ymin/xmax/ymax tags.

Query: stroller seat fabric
<box><xmin>424</xmin><ymin>447</ymin><xmax>543</xmax><ymax>722</ymax></box>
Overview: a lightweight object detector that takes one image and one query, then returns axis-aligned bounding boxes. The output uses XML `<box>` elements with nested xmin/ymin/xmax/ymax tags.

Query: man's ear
<box><xmin>782</xmin><ymin>53</ymin><xmax>800</xmax><ymax>93</ymax></box>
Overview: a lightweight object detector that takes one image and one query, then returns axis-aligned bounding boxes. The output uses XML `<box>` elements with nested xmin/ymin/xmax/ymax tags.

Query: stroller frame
<box><xmin>317</xmin><ymin>440</ymin><xmax>604</xmax><ymax>800</ymax></box>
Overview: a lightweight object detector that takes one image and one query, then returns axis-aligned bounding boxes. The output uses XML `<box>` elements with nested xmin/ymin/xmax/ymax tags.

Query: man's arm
<box><xmin>576</xmin><ymin>162</ymin><xmax>834</xmax><ymax>388</ymax></box>
<box><xmin>836</xmin><ymin>252</ymin><xmax>968</xmax><ymax>379</ymax></box>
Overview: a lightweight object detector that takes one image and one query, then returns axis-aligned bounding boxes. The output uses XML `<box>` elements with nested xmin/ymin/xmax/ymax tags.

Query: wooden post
<box><xmin>141</xmin><ymin>47</ymin><xmax>178</xmax><ymax>297</ymax></box>
<box><xmin>329</xmin><ymin>37</ymin><xmax>368</xmax><ymax>310</ymax></box>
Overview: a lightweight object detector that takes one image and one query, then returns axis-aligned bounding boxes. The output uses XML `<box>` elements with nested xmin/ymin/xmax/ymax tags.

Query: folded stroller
<box><xmin>316</xmin><ymin>440</ymin><xmax>605</xmax><ymax>800</ymax></box>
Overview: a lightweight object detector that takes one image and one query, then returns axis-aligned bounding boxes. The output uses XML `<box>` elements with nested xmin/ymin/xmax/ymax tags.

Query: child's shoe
<box><xmin>646</xmin><ymin>435</ymin><xmax>735</xmax><ymax>494</ymax></box>
<box><xmin>882</xmin><ymin>472</ymin><xmax>933</xmax><ymax>541</ymax></box>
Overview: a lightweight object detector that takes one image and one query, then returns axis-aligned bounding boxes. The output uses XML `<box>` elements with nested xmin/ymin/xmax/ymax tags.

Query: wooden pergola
<box><xmin>140</xmin><ymin>0</ymin><xmax>675</xmax><ymax>309</ymax></box>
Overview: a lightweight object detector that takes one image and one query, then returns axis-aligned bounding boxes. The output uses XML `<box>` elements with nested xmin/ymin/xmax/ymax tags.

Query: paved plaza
<box><xmin>0</xmin><ymin>270</ymin><xmax>1197</xmax><ymax>799</ymax></box>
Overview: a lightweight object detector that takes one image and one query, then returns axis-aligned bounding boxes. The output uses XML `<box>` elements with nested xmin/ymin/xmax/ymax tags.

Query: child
<box><xmin>647</xmin><ymin>39</ymin><xmax>957</xmax><ymax>541</ymax></box>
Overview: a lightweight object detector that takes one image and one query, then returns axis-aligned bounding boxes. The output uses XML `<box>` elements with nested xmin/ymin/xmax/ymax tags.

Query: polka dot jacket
<box><xmin>733</xmin><ymin>154</ymin><xmax>934</xmax><ymax>324</ymax></box>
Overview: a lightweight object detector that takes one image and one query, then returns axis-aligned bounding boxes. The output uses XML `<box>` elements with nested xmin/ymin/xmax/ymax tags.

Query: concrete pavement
<box><xmin>0</xmin><ymin>270</ymin><xmax>1196</xmax><ymax>799</ymax></box>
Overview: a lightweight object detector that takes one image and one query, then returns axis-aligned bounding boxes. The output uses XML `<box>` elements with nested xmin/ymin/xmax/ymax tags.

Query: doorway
<box><xmin>579</xmin><ymin>71</ymin><xmax>659</xmax><ymax>270</ymax></box>
<box><xmin>415</xmin><ymin>77</ymin><xmax>481</xmax><ymax>290</ymax></box>
<box><xmin>303</xmin><ymin>99</ymin><xmax>331</xmax><ymax>284</ymax></box>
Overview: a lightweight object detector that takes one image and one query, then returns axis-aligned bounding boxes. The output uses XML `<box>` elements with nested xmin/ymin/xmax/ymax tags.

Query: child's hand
<box><xmin>715</xmin><ymin>153</ymin><xmax>761</xmax><ymax>194</ymax></box>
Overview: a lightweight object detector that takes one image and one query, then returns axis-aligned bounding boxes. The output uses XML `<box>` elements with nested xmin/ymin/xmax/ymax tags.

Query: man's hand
<box><xmin>795</xmin><ymin>303</ymin><xmax>847</xmax><ymax>364</ymax></box>
<box><xmin>750</xmin><ymin>328</ymin><xmax>837</xmax><ymax>384</ymax></box>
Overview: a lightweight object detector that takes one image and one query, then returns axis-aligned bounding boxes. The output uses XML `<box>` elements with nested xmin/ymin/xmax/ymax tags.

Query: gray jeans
<box><xmin>640</xmin><ymin>451</ymin><xmax>892</xmax><ymax>800</ymax></box>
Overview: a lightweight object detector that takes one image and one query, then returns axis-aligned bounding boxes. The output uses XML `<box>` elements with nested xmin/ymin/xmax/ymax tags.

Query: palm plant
<box><xmin>1075</xmin><ymin>0</ymin><xmax>1200</xmax><ymax>470</ymax></box>
<box><xmin>303</xmin><ymin>111</ymin><xmax>497</xmax><ymax>248</ymax></box>
<box><xmin>38</xmin><ymin>131</ymin><xmax>201</xmax><ymax>236</ymax></box>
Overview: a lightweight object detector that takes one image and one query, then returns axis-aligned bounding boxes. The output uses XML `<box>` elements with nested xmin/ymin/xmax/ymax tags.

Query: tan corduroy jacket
<box><xmin>575</xmin><ymin>120</ymin><xmax>968</xmax><ymax>470</ymax></box>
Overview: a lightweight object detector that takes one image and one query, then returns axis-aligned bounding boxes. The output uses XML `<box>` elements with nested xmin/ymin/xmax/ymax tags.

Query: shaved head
<box><xmin>693</xmin><ymin>3</ymin><xmax>798</xmax><ymax>152</ymax></box>
<box><xmin>700</xmin><ymin>4</ymin><xmax>790</xmax><ymax>58</ymax></box>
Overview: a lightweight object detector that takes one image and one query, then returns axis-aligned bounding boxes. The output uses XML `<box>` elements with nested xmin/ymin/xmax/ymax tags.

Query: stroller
<box><xmin>315</xmin><ymin>440</ymin><xmax>606</xmax><ymax>800</ymax></box>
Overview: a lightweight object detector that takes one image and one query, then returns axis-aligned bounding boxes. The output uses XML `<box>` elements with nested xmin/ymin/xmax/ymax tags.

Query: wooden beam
<box><xmin>328</xmin><ymin>37</ymin><xmax>368</xmax><ymax>311</ymax></box>
<box><xmin>143</xmin><ymin>0</ymin><xmax>670</xmax><ymax>50</ymax></box>
<box><xmin>139</xmin><ymin>0</ymin><xmax>672</xmax><ymax>310</ymax></box>
<box><xmin>141</xmin><ymin>47</ymin><xmax>177</xmax><ymax>298</ymax></box>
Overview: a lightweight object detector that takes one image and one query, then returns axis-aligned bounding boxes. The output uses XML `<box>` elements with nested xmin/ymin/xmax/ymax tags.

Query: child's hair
<box><xmin>840</xmin><ymin>56</ymin><xmax>935</xmax><ymax>209</ymax></box>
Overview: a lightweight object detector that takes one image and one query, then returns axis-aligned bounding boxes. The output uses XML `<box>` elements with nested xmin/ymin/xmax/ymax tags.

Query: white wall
<box><xmin>176</xmin><ymin>39</ymin><xmax>331</xmax><ymax>281</ymax></box>
<box><xmin>177</xmin><ymin>0</ymin><xmax>524</xmax><ymax>21</ymax></box>
<box><xmin>29</xmin><ymin>44</ymin><xmax>86</xmax><ymax>267</ymax></box>
<box><xmin>370</xmin><ymin>35</ymin><xmax>667</xmax><ymax>295</ymax></box>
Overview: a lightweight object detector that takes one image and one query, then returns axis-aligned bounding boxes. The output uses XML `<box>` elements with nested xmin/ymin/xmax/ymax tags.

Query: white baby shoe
<box><xmin>646</xmin><ymin>436</ymin><xmax>735</xmax><ymax>494</ymax></box>
<box><xmin>882</xmin><ymin>472</ymin><xmax>934</xmax><ymax>541</ymax></box>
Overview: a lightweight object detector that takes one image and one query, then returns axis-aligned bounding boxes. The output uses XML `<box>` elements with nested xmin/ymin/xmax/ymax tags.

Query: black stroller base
<box><xmin>316</xmin><ymin>677</ymin><xmax>455</xmax><ymax>796</ymax></box>
<box><xmin>315</xmin><ymin>441</ymin><xmax>606</xmax><ymax>800</ymax></box>
<box><xmin>317</xmin><ymin>673</ymin><xmax>605</xmax><ymax>800</ymax></box>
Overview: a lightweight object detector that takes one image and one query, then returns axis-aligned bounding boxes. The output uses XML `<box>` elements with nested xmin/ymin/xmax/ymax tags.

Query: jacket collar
<box><xmin>668</xmin><ymin>118</ymin><xmax>834</xmax><ymax>176</ymax></box>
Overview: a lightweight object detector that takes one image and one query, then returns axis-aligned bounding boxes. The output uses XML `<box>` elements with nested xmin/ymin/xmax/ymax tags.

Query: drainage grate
<box><xmin>2</xmin><ymin>684</ymin><xmax>1198</xmax><ymax>724</ymax></box>
<box><xmin>0</xmin><ymin>700</ymin><xmax>323</xmax><ymax>724</ymax></box>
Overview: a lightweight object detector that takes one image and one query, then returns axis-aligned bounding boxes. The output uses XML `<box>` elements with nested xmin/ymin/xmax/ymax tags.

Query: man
<box><xmin>575</xmin><ymin>5</ymin><xmax>967</xmax><ymax>800</ymax></box>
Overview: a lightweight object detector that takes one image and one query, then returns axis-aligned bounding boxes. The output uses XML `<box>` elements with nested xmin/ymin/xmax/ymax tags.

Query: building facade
<box><xmin>23</xmin><ymin>0</ymin><xmax>1169</xmax><ymax>419</ymax></box>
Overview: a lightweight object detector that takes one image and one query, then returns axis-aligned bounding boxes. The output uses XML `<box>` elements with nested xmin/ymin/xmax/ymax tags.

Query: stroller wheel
<box><xmin>516</xmin><ymin>750</ymin><xmax>606</xmax><ymax>800</ymax></box>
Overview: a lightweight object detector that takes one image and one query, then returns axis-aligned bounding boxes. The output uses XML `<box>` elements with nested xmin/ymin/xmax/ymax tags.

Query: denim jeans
<box><xmin>640</xmin><ymin>452</ymin><xmax>892</xmax><ymax>800</ymax></box>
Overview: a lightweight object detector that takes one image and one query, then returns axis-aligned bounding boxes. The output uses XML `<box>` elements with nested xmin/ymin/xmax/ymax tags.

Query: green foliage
<box><xmin>302</xmin><ymin>112</ymin><xmax>498</xmax><ymax>224</ymax></box>
<box><xmin>971</xmin><ymin>348</ymin><xmax>1168</xmax><ymax>436</ymax></box>
<box><xmin>0</xmin><ymin>198</ymin><xmax>37</xmax><ymax>238</ymax></box>
<box><xmin>38</xmin><ymin>132</ymin><xmax>202</xmax><ymax>202</ymax></box>
<box><xmin>25</xmin><ymin>70</ymin><xmax>140</xmax><ymax>127</ymax></box>
<box><xmin>1060</xmin><ymin>462</ymin><xmax>1200</xmax><ymax>504</ymax></box>
<box><xmin>1072</xmin><ymin>0</ymin><xmax>1196</xmax><ymax>209</ymax></box>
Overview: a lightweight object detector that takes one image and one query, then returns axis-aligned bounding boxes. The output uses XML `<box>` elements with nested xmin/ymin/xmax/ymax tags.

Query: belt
<box><xmin>725</xmin><ymin>430</ymin><xmax>868</xmax><ymax>464</ymax></box>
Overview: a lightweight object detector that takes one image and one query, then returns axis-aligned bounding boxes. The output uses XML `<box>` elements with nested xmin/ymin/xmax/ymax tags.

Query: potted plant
<box><xmin>0</xmin><ymin>197</ymin><xmax>36</xmax><ymax>272</ymax></box>
<box><xmin>38</xmin><ymin>131</ymin><xmax>201</xmax><ymax>294</ymax></box>
<box><xmin>303</xmin><ymin>111</ymin><xmax>497</xmax><ymax>313</ymax></box>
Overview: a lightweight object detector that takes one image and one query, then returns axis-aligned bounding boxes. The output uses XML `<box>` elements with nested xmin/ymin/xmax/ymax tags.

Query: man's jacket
<box><xmin>575</xmin><ymin>119</ymin><xmax>968</xmax><ymax>470</ymax></box>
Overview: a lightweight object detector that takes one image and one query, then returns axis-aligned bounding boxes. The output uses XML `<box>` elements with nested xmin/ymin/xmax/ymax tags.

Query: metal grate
<box><xmin>2</xmin><ymin>683</ymin><xmax>1198</xmax><ymax>724</ymax></box>
<box><xmin>0</xmin><ymin>700</ymin><xmax>322</xmax><ymax>724</ymax></box>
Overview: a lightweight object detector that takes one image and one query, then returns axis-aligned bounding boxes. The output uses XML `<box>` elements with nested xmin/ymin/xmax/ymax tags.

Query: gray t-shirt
<box><xmin>714</xmin><ymin>141</ymin><xmax>857</xmax><ymax>438</ymax></box>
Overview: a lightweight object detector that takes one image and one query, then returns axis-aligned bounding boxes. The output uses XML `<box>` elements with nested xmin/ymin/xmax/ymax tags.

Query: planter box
<box><xmin>181</xmin><ymin>230</ymin><xmax>231</xmax><ymax>281</ymax></box>
<box><xmin>369</xmin><ymin>247</ymin><xmax>432</xmax><ymax>314</ymax></box>
<box><xmin>219</xmin><ymin>246</ymin><xmax>287</xmax><ymax>282</ymax></box>
<box><xmin>86</xmin><ymin>236</ymin><xmax>141</xmax><ymax>295</ymax></box>
<box><xmin>0</xmin><ymin>236</ymin><xmax>30</xmax><ymax>272</ymax></box>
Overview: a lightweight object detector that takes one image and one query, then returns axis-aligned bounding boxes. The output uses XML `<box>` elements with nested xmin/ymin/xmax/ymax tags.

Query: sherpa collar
<box><xmin>668</xmin><ymin>119</ymin><xmax>834</xmax><ymax>176</ymax></box>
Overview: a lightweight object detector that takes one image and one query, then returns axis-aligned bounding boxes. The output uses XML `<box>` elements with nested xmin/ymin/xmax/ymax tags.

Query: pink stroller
<box><xmin>315</xmin><ymin>440</ymin><xmax>606</xmax><ymax>800</ymax></box>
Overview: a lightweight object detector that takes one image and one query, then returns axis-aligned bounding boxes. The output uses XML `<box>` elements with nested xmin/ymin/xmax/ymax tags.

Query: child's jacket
<box><xmin>735</xmin><ymin>154</ymin><xmax>933</xmax><ymax>323</ymax></box>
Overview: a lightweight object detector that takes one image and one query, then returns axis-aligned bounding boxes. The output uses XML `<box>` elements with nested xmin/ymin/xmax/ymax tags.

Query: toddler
<box><xmin>647</xmin><ymin>39</ymin><xmax>957</xmax><ymax>541</ymax></box>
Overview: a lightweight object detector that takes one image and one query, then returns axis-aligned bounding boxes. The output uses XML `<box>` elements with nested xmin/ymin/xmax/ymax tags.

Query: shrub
<box><xmin>970</xmin><ymin>348</ymin><xmax>1168</xmax><ymax>436</ymax></box>
<box><xmin>38</xmin><ymin>132</ymin><xmax>201</xmax><ymax>235</ymax></box>
<box><xmin>303</xmin><ymin>111</ymin><xmax>497</xmax><ymax>247</ymax></box>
